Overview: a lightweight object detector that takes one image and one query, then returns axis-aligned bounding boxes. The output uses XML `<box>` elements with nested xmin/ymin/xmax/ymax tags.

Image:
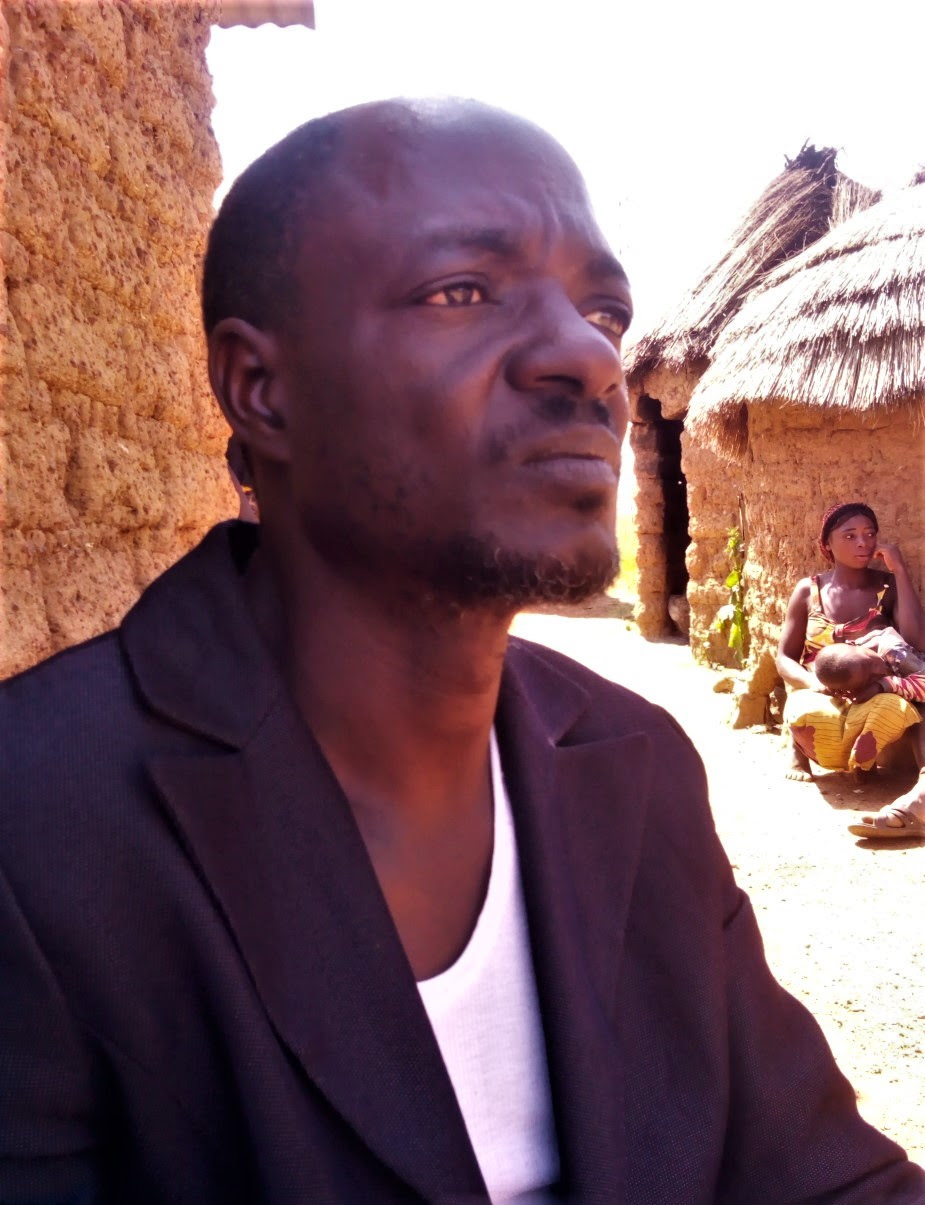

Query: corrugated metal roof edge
<box><xmin>216</xmin><ymin>1</ymin><xmax>315</xmax><ymax>29</ymax></box>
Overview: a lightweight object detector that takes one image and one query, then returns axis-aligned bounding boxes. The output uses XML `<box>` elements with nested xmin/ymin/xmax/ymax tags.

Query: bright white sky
<box><xmin>207</xmin><ymin>0</ymin><xmax>923</xmax><ymax>337</ymax></box>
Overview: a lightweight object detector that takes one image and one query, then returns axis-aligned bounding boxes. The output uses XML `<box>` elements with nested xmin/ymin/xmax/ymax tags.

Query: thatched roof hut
<box><xmin>627</xmin><ymin>144</ymin><xmax>881</xmax><ymax>384</ymax></box>
<box><xmin>688</xmin><ymin>181</ymin><xmax>925</xmax><ymax>457</ymax></box>
<box><xmin>621</xmin><ymin>147</ymin><xmax>925</xmax><ymax>731</ymax></box>
<box><xmin>678</xmin><ymin>180</ymin><xmax>925</xmax><ymax>720</ymax></box>
<box><xmin>624</xmin><ymin>146</ymin><xmax>881</xmax><ymax>670</ymax></box>
<box><xmin>626</xmin><ymin>167</ymin><xmax>925</xmax><ymax>722</ymax></box>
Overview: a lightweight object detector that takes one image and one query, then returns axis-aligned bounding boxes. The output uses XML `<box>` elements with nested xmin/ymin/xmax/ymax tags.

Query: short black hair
<box><xmin>202</xmin><ymin>111</ymin><xmax>346</xmax><ymax>336</ymax></box>
<box><xmin>814</xmin><ymin>643</ymin><xmax>869</xmax><ymax>687</ymax></box>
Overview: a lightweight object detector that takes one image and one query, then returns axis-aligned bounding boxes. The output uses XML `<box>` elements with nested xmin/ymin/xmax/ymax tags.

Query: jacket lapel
<box><xmin>123</xmin><ymin>525</ymin><xmax>485</xmax><ymax>1201</ymax></box>
<box><xmin>147</xmin><ymin>698</ymin><xmax>486</xmax><ymax>1202</ymax></box>
<box><xmin>498</xmin><ymin>643</ymin><xmax>654</xmax><ymax>1201</ymax></box>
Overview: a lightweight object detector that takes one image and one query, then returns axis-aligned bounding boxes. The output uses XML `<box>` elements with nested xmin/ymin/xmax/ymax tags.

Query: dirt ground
<box><xmin>511</xmin><ymin>607</ymin><xmax>925</xmax><ymax>1165</ymax></box>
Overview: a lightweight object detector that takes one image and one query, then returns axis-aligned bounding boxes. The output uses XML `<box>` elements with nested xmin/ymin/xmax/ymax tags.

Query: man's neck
<box><xmin>245</xmin><ymin>541</ymin><xmax>512</xmax><ymax>819</ymax></box>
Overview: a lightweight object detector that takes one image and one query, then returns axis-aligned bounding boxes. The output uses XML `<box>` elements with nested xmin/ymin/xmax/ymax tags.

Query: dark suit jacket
<box><xmin>1</xmin><ymin>523</ymin><xmax>922</xmax><ymax>1204</ymax></box>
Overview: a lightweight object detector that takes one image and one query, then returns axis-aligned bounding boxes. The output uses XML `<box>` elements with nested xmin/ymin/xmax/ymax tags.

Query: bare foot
<box><xmin>786</xmin><ymin>746</ymin><xmax>813</xmax><ymax>782</ymax></box>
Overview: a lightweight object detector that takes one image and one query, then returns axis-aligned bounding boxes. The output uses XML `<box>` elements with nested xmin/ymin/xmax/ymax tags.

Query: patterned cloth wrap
<box><xmin>784</xmin><ymin>577</ymin><xmax>921</xmax><ymax>772</ymax></box>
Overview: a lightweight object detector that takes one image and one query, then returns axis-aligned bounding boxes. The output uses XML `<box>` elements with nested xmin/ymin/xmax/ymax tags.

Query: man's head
<box><xmin>814</xmin><ymin>643</ymin><xmax>887</xmax><ymax>694</ymax></box>
<box><xmin>204</xmin><ymin>99</ymin><xmax>632</xmax><ymax>611</ymax></box>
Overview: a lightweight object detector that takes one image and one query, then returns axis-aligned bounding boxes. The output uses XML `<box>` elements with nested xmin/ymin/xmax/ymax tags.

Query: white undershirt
<box><xmin>417</xmin><ymin>731</ymin><xmax>559</xmax><ymax>1203</ymax></box>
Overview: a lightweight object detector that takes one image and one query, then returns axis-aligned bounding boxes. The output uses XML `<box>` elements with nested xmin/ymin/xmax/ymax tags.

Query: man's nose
<box><xmin>504</xmin><ymin>290</ymin><xmax>624</xmax><ymax>404</ymax></box>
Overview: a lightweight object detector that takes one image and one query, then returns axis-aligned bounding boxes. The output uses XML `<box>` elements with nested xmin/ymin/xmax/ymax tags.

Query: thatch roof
<box><xmin>687</xmin><ymin>182</ymin><xmax>925</xmax><ymax>456</ymax></box>
<box><xmin>626</xmin><ymin>145</ymin><xmax>880</xmax><ymax>383</ymax></box>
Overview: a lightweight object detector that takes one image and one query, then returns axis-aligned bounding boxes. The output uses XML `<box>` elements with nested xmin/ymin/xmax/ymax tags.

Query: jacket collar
<box><xmin>122</xmin><ymin>521</ymin><xmax>282</xmax><ymax>748</ymax></box>
<box><xmin>124</xmin><ymin>524</ymin><xmax>653</xmax><ymax>1200</ymax></box>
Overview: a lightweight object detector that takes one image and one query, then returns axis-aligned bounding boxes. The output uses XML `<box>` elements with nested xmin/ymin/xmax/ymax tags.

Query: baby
<box><xmin>814</xmin><ymin>626</ymin><xmax>925</xmax><ymax>703</ymax></box>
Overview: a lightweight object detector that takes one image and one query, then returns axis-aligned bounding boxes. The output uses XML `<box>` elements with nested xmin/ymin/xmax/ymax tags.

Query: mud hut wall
<box><xmin>628</xmin><ymin>360</ymin><xmax>743</xmax><ymax>657</ymax></box>
<box><xmin>0</xmin><ymin>2</ymin><xmax>232</xmax><ymax>679</ymax></box>
<box><xmin>680</xmin><ymin>430</ymin><xmax>743</xmax><ymax>668</ymax></box>
<box><xmin>628</xmin><ymin>365</ymin><xmax>701</xmax><ymax>639</ymax></box>
<box><xmin>629</xmin><ymin>418</ymin><xmax>672</xmax><ymax>638</ymax></box>
<box><xmin>742</xmin><ymin>403</ymin><xmax>925</xmax><ymax>676</ymax></box>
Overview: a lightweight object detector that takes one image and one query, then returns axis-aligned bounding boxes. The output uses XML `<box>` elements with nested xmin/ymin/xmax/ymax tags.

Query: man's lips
<box><xmin>518</xmin><ymin>429</ymin><xmax>621</xmax><ymax>488</ymax></box>
<box><xmin>519</xmin><ymin>429</ymin><xmax>621</xmax><ymax>471</ymax></box>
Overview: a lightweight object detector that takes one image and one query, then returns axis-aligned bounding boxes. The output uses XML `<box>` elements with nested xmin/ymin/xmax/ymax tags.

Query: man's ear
<box><xmin>208</xmin><ymin>318</ymin><xmax>290</xmax><ymax>463</ymax></box>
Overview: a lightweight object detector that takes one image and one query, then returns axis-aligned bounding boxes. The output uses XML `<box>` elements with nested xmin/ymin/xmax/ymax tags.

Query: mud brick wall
<box><xmin>741</xmin><ymin>402</ymin><xmax>925</xmax><ymax>679</ymax></box>
<box><xmin>628</xmin><ymin>360</ymin><xmax>741</xmax><ymax>664</ymax></box>
<box><xmin>1</xmin><ymin>1</ymin><xmax>233</xmax><ymax>679</ymax></box>
<box><xmin>628</xmin><ymin>419</ymin><xmax>668</xmax><ymax>638</ymax></box>
<box><xmin>682</xmin><ymin>432</ymin><xmax>742</xmax><ymax>669</ymax></box>
<box><xmin>628</xmin><ymin>366</ymin><xmax>696</xmax><ymax>643</ymax></box>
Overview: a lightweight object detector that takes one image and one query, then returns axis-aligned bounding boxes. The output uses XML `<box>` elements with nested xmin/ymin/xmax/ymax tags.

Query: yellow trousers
<box><xmin>784</xmin><ymin>689</ymin><xmax>920</xmax><ymax>772</ymax></box>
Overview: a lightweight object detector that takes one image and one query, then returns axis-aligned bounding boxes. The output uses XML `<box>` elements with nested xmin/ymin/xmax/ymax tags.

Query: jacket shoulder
<box><xmin>508</xmin><ymin>633</ymin><xmax>695</xmax><ymax>744</ymax></box>
<box><xmin>0</xmin><ymin>631</ymin><xmax>140</xmax><ymax>781</ymax></box>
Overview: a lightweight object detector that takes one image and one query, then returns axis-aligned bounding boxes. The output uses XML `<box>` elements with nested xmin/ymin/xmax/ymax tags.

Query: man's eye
<box><xmin>422</xmin><ymin>283</ymin><xmax>488</xmax><ymax>307</ymax></box>
<box><xmin>585</xmin><ymin>308</ymin><xmax>628</xmax><ymax>338</ymax></box>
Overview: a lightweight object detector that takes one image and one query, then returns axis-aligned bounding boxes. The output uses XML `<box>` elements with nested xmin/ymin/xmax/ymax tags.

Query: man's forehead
<box><xmin>321</xmin><ymin>101</ymin><xmax>587</xmax><ymax>210</ymax></box>
<box><xmin>304</xmin><ymin>106</ymin><xmax>615</xmax><ymax>269</ymax></box>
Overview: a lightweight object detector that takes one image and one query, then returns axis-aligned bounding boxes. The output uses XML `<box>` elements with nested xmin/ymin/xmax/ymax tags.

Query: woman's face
<box><xmin>825</xmin><ymin>512</ymin><xmax>878</xmax><ymax>567</ymax></box>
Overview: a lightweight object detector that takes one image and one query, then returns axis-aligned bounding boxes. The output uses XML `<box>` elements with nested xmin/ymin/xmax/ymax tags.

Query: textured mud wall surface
<box><xmin>629</xmin><ymin>420</ymin><xmax>668</xmax><ymax>639</ymax></box>
<box><xmin>629</xmin><ymin>371</ymin><xmax>695</xmax><ymax>642</ymax></box>
<box><xmin>629</xmin><ymin>420</ymin><xmax>734</xmax><ymax>644</ymax></box>
<box><xmin>682</xmin><ymin>431</ymin><xmax>742</xmax><ymax>668</ymax></box>
<box><xmin>742</xmin><ymin>403</ymin><xmax>925</xmax><ymax>676</ymax></box>
<box><xmin>628</xmin><ymin>362</ymin><xmax>741</xmax><ymax>660</ymax></box>
<box><xmin>0</xmin><ymin>1</ymin><xmax>232</xmax><ymax>679</ymax></box>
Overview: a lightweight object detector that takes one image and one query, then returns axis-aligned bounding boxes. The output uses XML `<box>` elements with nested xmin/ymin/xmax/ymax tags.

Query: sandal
<box><xmin>848</xmin><ymin>806</ymin><xmax>925</xmax><ymax>840</ymax></box>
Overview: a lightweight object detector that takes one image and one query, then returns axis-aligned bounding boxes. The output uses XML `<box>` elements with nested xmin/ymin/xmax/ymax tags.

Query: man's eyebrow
<box><xmin>405</xmin><ymin>227</ymin><xmax>630</xmax><ymax>288</ymax></box>
<box><xmin>414</xmin><ymin>226</ymin><xmax>522</xmax><ymax>259</ymax></box>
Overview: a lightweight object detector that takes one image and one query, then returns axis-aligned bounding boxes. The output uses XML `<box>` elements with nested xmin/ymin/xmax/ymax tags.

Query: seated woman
<box><xmin>776</xmin><ymin>501</ymin><xmax>925</xmax><ymax>837</ymax></box>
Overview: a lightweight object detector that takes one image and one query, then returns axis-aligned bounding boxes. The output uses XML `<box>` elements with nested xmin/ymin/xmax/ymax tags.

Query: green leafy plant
<box><xmin>712</xmin><ymin>526</ymin><xmax>749</xmax><ymax>664</ymax></box>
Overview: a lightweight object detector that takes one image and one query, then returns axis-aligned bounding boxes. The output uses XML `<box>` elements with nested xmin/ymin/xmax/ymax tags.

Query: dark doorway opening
<box><xmin>637</xmin><ymin>396</ymin><xmax>690</xmax><ymax>636</ymax></box>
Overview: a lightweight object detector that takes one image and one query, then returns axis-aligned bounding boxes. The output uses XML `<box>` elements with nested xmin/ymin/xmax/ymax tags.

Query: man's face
<box><xmin>273</xmin><ymin>111</ymin><xmax>631</xmax><ymax>609</ymax></box>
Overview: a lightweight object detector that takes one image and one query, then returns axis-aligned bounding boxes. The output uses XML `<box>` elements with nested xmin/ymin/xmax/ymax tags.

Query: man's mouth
<box><xmin>520</xmin><ymin>428</ymin><xmax>621</xmax><ymax>472</ymax></box>
<box><xmin>522</xmin><ymin>452</ymin><xmax>618</xmax><ymax>488</ymax></box>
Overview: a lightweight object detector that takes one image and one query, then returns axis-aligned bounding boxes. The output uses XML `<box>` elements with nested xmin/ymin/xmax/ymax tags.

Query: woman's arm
<box><xmin>876</xmin><ymin>543</ymin><xmax>925</xmax><ymax>649</ymax></box>
<box><xmin>776</xmin><ymin>579</ymin><xmax>822</xmax><ymax>691</ymax></box>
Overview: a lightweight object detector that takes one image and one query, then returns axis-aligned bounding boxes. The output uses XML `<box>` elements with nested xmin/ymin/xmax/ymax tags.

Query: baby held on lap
<box><xmin>813</xmin><ymin>627</ymin><xmax>925</xmax><ymax>704</ymax></box>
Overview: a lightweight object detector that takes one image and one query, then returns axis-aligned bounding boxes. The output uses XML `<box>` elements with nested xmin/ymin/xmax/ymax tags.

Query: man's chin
<box><xmin>425</xmin><ymin>535</ymin><xmax>621</xmax><ymax>611</ymax></box>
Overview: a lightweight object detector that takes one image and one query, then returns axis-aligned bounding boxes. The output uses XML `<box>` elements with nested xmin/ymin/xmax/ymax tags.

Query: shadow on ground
<box><xmin>811</xmin><ymin>766</ymin><xmax>919</xmax><ymax>814</ymax></box>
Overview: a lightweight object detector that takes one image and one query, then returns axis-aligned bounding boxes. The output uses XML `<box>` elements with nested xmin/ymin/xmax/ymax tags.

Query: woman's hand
<box><xmin>872</xmin><ymin>542</ymin><xmax>907</xmax><ymax>573</ymax></box>
<box><xmin>877</xmin><ymin>541</ymin><xmax>925</xmax><ymax>648</ymax></box>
